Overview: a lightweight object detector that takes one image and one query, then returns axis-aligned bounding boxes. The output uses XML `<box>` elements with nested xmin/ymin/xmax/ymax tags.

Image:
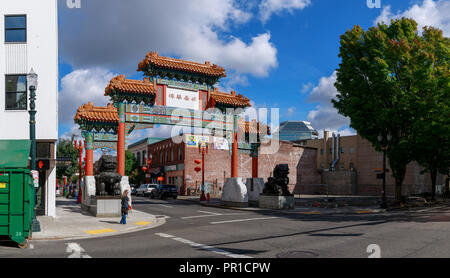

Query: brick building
<box><xmin>302</xmin><ymin>131</ymin><xmax>445</xmax><ymax>196</ymax></box>
<box><xmin>131</xmin><ymin>134</ymin><xmax>321</xmax><ymax>195</ymax></box>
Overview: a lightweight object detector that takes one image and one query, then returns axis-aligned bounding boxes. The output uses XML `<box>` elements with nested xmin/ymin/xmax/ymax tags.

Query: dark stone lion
<box><xmin>263</xmin><ymin>164</ymin><xmax>292</xmax><ymax>196</ymax></box>
<box><xmin>95</xmin><ymin>155</ymin><xmax>122</xmax><ymax>196</ymax></box>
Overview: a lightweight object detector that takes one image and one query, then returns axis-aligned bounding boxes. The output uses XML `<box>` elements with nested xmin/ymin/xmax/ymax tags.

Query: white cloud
<box><xmin>375</xmin><ymin>0</ymin><xmax>450</xmax><ymax>36</ymax></box>
<box><xmin>60</xmin><ymin>0</ymin><xmax>278</xmax><ymax>77</ymax></box>
<box><xmin>58</xmin><ymin>68</ymin><xmax>116</xmax><ymax>125</ymax></box>
<box><xmin>306</xmin><ymin>71</ymin><xmax>338</xmax><ymax>104</ymax></box>
<box><xmin>305</xmin><ymin>71</ymin><xmax>351</xmax><ymax>132</ymax></box>
<box><xmin>259</xmin><ymin>0</ymin><xmax>311</xmax><ymax>23</ymax></box>
<box><xmin>301</xmin><ymin>82</ymin><xmax>314</xmax><ymax>94</ymax></box>
<box><xmin>286</xmin><ymin>106</ymin><xmax>296</xmax><ymax>117</ymax></box>
<box><xmin>307</xmin><ymin>105</ymin><xmax>350</xmax><ymax>131</ymax></box>
<box><xmin>60</xmin><ymin>125</ymin><xmax>82</xmax><ymax>141</ymax></box>
<box><xmin>315</xmin><ymin>128</ymin><xmax>356</xmax><ymax>139</ymax></box>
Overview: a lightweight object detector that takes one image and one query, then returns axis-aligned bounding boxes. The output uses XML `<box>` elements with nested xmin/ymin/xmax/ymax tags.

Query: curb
<box><xmin>30</xmin><ymin>211</ymin><xmax>166</xmax><ymax>242</ymax></box>
<box><xmin>179</xmin><ymin>198</ymin><xmax>386</xmax><ymax>215</ymax></box>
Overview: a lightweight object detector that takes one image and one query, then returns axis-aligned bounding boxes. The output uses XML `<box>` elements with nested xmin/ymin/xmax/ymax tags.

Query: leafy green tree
<box><xmin>409</xmin><ymin>27</ymin><xmax>450</xmax><ymax>200</ymax></box>
<box><xmin>56</xmin><ymin>136</ymin><xmax>80</xmax><ymax>183</ymax></box>
<box><xmin>333</xmin><ymin>18</ymin><xmax>448</xmax><ymax>201</ymax></box>
<box><xmin>125</xmin><ymin>150</ymin><xmax>138</xmax><ymax>176</ymax></box>
<box><xmin>125</xmin><ymin>150</ymin><xmax>145</xmax><ymax>185</ymax></box>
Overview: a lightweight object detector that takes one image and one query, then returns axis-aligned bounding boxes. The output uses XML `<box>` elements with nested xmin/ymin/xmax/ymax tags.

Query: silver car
<box><xmin>135</xmin><ymin>184</ymin><xmax>157</xmax><ymax>197</ymax></box>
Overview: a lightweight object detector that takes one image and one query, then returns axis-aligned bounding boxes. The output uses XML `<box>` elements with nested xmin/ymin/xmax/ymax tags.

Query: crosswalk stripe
<box><xmin>211</xmin><ymin>217</ymin><xmax>279</xmax><ymax>224</ymax></box>
<box><xmin>155</xmin><ymin>233</ymin><xmax>252</xmax><ymax>258</ymax></box>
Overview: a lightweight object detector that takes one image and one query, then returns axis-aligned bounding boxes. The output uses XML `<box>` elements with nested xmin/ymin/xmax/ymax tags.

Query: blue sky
<box><xmin>57</xmin><ymin>0</ymin><xmax>449</xmax><ymax>144</ymax></box>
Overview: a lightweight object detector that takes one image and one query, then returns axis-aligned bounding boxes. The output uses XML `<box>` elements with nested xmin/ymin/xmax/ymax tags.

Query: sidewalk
<box><xmin>177</xmin><ymin>196</ymin><xmax>385</xmax><ymax>215</ymax></box>
<box><xmin>31</xmin><ymin>197</ymin><xmax>165</xmax><ymax>241</ymax></box>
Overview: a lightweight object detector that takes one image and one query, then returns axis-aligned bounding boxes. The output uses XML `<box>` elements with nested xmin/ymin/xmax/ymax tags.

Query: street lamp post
<box><xmin>73</xmin><ymin>140</ymin><xmax>84</xmax><ymax>204</ymax></box>
<box><xmin>27</xmin><ymin>68</ymin><xmax>40</xmax><ymax>232</ymax></box>
<box><xmin>199</xmin><ymin>143</ymin><xmax>208</xmax><ymax>201</ymax></box>
<box><xmin>378</xmin><ymin>133</ymin><xmax>392</xmax><ymax>209</ymax></box>
<box><xmin>143</xmin><ymin>154</ymin><xmax>152</xmax><ymax>184</ymax></box>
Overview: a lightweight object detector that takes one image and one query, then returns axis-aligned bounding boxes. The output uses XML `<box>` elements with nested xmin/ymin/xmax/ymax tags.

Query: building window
<box><xmin>5</xmin><ymin>75</ymin><xmax>27</xmax><ymax>110</ymax></box>
<box><xmin>340</xmin><ymin>163</ymin><xmax>345</xmax><ymax>169</ymax></box>
<box><xmin>320</xmin><ymin>149</ymin><xmax>324</xmax><ymax>155</ymax></box>
<box><xmin>142</xmin><ymin>150</ymin><xmax>147</xmax><ymax>165</ymax></box>
<box><xmin>171</xmin><ymin>149</ymin><xmax>174</xmax><ymax>162</ymax></box>
<box><xmin>5</xmin><ymin>15</ymin><xmax>26</xmax><ymax>43</ymax></box>
<box><xmin>36</xmin><ymin>143</ymin><xmax>51</xmax><ymax>158</ymax></box>
<box><xmin>349</xmin><ymin>162</ymin><xmax>354</xmax><ymax>169</ymax></box>
<box><xmin>179</xmin><ymin>147</ymin><xmax>182</xmax><ymax>161</ymax></box>
<box><xmin>349</xmin><ymin>147</ymin><xmax>355</xmax><ymax>154</ymax></box>
<box><xmin>341</xmin><ymin>147</ymin><xmax>344</xmax><ymax>154</ymax></box>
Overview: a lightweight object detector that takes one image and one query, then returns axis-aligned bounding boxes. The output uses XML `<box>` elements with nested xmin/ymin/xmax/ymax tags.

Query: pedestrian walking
<box><xmin>120</xmin><ymin>190</ymin><xmax>129</xmax><ymax>224</ymax></box>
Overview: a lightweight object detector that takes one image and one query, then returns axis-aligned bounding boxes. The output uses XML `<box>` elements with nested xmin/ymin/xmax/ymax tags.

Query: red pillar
<box><xmin>86</xmin><ymin>149</ymin><xmax>94</xmax><ymax>176</ymax></box>
<box><xmin>231</xmin><ymin>131</ymin><xmax>238</xmax><ymax>178</ymax></box>
<box><xmin>77</xmin><ymin>142</ymin><xmax>83</xmax><ymax>204</ymax></box>
<box><xmin>117</xmin><ymin>121</ymin><xmax>125</xmax><ymax>176</ymax></box>
<box><xmin>252</xmin><ymin>156</ymin><xmax>258</xmax><ymax>178</ymax></box>
<box><xmin>85</xmin><ymin>132</ymin><xmax>94</xmax><ymax>176</ymax></box>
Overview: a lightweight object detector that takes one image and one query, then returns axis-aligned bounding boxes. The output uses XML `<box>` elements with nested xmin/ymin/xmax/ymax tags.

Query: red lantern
<box><xmin>195</xmin><ymin>159</ymin><xmax>202</xmax><ymax>165</ymax></box>
<box><xmin>195</xmin><ymin>166</ymin><xmax>201</xmax><ymax>173</ymax></box>
<box><xmin>142</xmin><ymin>166</ymin><xmax>147</xmax><ymax>172</ymax></box>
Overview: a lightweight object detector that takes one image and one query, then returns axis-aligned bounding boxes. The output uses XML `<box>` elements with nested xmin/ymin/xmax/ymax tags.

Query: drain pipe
<box><xmin>331</xmin><ymin>133</ymin><xmax>340</xmax><ymax>171</ymax></box>
<box><xmin>331</xmin><ymin>133</ymin><xmax>335</xmax><ymax>171</ymax></box>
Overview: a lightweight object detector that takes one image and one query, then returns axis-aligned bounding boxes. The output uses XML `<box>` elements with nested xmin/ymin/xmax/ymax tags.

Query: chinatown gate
<box><xmin>74</xmin><ymin>52</ymin><xmax>268</xmax><ymax>207</ymax></box>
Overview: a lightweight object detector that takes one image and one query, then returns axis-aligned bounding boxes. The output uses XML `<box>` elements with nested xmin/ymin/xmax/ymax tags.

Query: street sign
<box><xmin>56</xmin><ymin>157</ymin><xmax>73</xmax><ymax>167</ymax></box>
<box><xmin>31</xmin><ymin>170</ymin><xmax>39</xmax><ymax>188</ymax></box>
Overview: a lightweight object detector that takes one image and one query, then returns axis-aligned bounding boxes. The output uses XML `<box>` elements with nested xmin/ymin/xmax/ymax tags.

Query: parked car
<box><xmin>151</xmin><ymin>184</ymin><xmax>178</xmax><ymax>200</ymax></box>
<box><xmin>136</xmin><ymin>184</ymin><xmax>157</xmax><ymax>197</ymax></box>
<box><xmin>130</xmin><ymin>185</ymin><xmax>137</xmax><ymax>196</ymax></box>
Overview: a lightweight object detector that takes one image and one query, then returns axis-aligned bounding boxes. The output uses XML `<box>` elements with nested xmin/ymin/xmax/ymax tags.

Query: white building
<box><xmin>0</xmin><ymin>0</ymin><xmax>58</xmax><ymax>217</ymax></box>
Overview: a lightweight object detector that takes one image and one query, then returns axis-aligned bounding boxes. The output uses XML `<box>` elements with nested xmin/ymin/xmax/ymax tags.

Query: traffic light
<box><xmin>37</xmin><ymin>159</ymin><xmax>50</xmax><ymax>171</ymax></box>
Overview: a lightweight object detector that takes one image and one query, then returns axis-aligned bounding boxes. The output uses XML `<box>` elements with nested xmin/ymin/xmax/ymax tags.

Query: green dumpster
<box><xmin>0</xmin><ymin>140</ymin><xmax>34</xmax><ymax>245</ymax></box>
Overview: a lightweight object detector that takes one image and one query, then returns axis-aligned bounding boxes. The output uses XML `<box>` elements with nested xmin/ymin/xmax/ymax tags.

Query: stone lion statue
<box><xmin>95</xmin><ymin>155</ymin><xmax>122</xmax><ymax>196</ymax></box>
<box><xmin>263</xmin><ymin>164</ymin><xmax>291</xmax><ymax>196</ymax></box>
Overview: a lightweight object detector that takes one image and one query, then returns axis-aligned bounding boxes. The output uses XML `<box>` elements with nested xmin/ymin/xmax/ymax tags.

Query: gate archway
<box><xmin>74</xmin><ymin>52</ymin><xmax>269</xmax><ymax>204</ymax></box>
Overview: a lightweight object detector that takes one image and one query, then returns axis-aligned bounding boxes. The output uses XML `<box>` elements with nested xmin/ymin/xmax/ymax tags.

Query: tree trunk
<box><xmin>445</xmin><ymin>176</ymin><xmax>450</xmax><ymax>198</ymax></box>
<box><xmin>393</xmin><ymin>167</ymin><xmax>407</xmax><ymax>203</ymax></box>
<box><xmin>395</xmin><ymin>178</ymin><xmax>402</xmax><ymax>202</ymax></box>
<box><xmin>430</xmin><ymin>169</ymin><xmax>437</xmax><ymax>201</ymax></box>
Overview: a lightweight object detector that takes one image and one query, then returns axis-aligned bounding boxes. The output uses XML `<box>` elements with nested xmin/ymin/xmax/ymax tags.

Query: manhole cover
<box><xmin>276</xmin><ymin>251</ymin><xmax>318</xmax><ymax>258</ymax></box>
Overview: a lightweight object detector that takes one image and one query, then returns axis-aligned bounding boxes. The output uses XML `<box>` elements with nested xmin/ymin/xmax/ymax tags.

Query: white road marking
<box><xmin>198</xmin><ymin>210</ymin><xmax>222</xmax><ymax>215</ymax></box>
<box><xmin>155</xmin><ymin>233</ymin><xmax>252</xmax><ymax>258</ymax></box>
<box><xmin>182</xmin><ymin>211</ymin><xmax>246</xmax><ymax>219</ymax></box>
<box><xmin>66</xmin><ymin>242</ymin><xmax>92</xmax><ymax>258</ymax></box>
<box><xmin>416</xmin><ymin>206</ymin><xmax>448</xmax><ymax>212</ymax></box>
<box><xmin>211</xmin><ymin>217</ymin><xmax>279</xmax><ymax>225</ymax></box>
<box><xmin>159</xmin><ymin>204</ymin><xmax>173</xmax><ymax>208</ymax></box>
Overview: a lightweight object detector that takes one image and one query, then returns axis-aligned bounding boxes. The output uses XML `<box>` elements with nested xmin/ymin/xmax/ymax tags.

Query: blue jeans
<box><xmin>120</xmin><ymin>210</ymin><xmax>128</xmax><ymax>224</ymax></box>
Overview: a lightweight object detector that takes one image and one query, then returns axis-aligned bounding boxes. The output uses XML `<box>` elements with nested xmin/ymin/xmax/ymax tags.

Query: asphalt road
<box><xmin>2</xmin><ymin>196</ymin><xmax>450</xmax><ymax>258</ymax></box>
